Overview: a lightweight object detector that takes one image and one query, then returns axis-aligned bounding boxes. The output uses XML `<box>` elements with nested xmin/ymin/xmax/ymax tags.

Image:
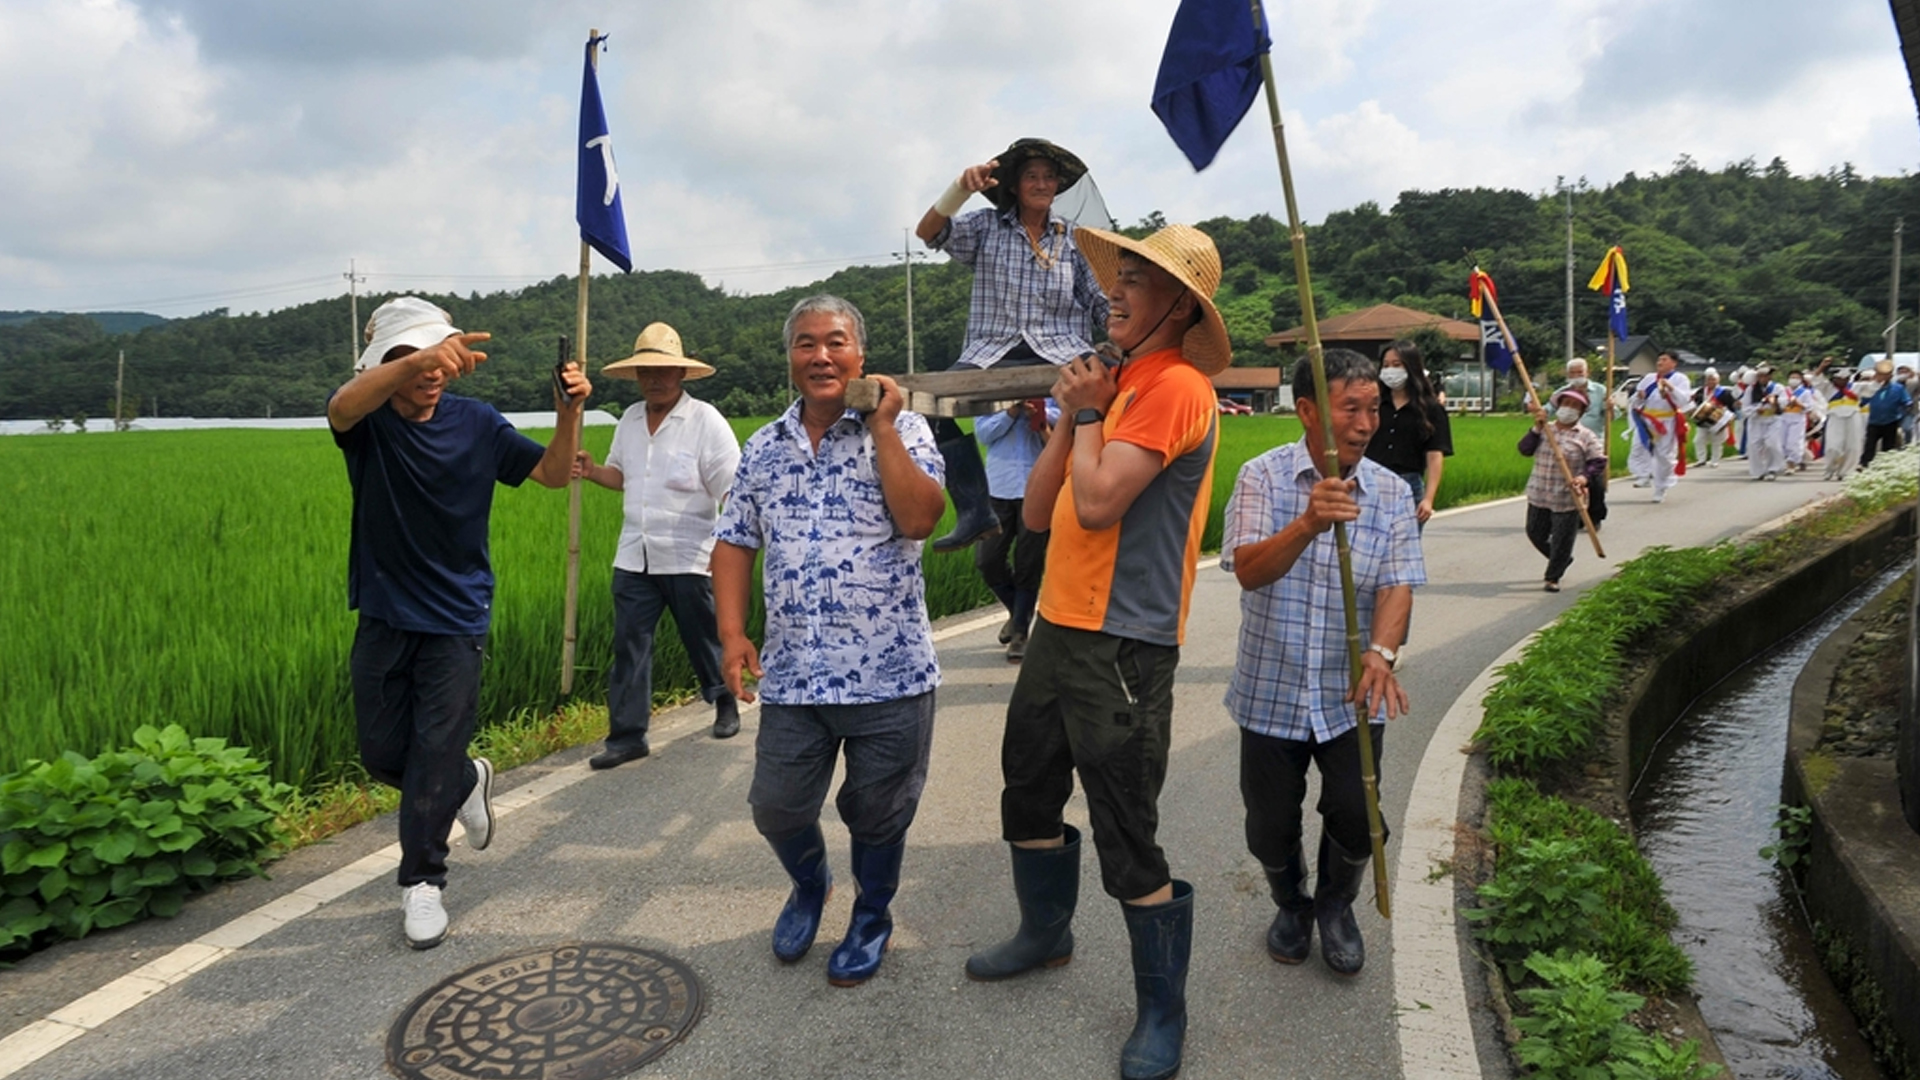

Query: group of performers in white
<box><xmin>1615</xmin><ymin>352</ymin><xmax>1910</xmax><ymax>497</ymax></box>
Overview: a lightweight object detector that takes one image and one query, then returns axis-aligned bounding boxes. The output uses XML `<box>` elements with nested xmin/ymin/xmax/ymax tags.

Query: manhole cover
<box><xmin>387</xmin><ymin>942</ymin><xmax>703</xmax><ymax>1080</ymax></box>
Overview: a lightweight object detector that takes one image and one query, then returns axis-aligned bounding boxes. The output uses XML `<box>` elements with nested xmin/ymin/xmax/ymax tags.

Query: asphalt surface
<box><xmin>0</xmin><ymin>460</ymin><xmax>1839</xmax><ymax>1080</ymax></box>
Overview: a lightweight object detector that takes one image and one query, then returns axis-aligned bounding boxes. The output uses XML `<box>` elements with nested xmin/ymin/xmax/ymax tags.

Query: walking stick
<box><xmin>1249</xmin><ymin>0</ymin><xmax>1389</xmax><ymax>918</ymax></box>
<box><xmin>1475</xmin><ymin>273</ymin><xmax>1605</xmax><ymax>558</ymax></box>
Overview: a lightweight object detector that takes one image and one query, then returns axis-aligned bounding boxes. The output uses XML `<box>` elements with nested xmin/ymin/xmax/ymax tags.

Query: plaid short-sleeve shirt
<box><xmin>1220</xmin><ymin>441</ymin><xmax>1425</xmax><ymax>742</ymax></box>
<box><xmin>930</xmin><ymin>206</ymin><xmax>1110</xmax><ymax>368</ymax></box>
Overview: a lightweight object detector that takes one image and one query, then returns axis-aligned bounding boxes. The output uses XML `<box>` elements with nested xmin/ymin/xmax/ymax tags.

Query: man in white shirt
<box><xmin>1628</xmin><ymin>351</ymin><xmax>1692</xmax><ymax>503</ymax></box>
<box><xmin>575</xmin><ymin>323</ymin><xmax>743</xmax><ymax>767</ymax></box>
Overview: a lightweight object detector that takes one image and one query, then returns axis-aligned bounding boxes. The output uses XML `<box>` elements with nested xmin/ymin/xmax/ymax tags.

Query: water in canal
<box><xmin>1631</xmin><ymin>559</ymin><xmax>1911</xmax><ymax>1080</ymax></box>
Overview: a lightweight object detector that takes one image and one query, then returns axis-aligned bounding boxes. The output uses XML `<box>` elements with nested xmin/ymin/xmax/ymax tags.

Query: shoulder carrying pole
<box><xmin>1250</xmin><ymin>0</ymin><xmax>1389</xmax><ymax>919</ymax></box>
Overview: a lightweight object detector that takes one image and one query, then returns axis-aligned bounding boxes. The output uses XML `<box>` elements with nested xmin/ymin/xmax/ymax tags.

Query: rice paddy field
<box><xmin>0</xmin><ymin>410</ymin><xmax>1555</xmax><ymax>788</ymax></box>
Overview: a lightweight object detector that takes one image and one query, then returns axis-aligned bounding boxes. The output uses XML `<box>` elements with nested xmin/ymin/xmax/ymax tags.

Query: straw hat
<box><xmin>601</xmin><ymin>323</ymin><xmax>716</xmax><ymax>380</ymax></box>
<box><xmin>984</xmin><ymin>138</ymin><xmax>1088</xmax><ymax>212</ymax></box>
<box><xmin>357</xmin><ymin>296</ymin><xmax>460</xmax><ymax>371</ymax></box>
<box><xmin>1875</xmin><ymin>358</ymin><xmax>1895</xmax><ymax>378</ymax></box>
<box><xmin>1073</xmin><ymin>224</ymin><xmax>1233</xmax><ymax>375</ymax></box>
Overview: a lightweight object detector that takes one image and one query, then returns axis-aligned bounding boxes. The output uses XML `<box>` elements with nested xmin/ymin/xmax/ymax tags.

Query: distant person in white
<box><xmin>574</xmin><ymin>323</ymin><xmax>743</xmax><ymax>768</ymax></box>
<box><xmin>1627</xmin><ymin>351</ymin><xmax>1691</xmax><ymax>502</ymax></box>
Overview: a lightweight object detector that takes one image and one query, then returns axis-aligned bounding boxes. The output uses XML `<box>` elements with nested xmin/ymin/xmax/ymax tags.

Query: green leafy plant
<box><xmin>0</xmin><ymin>724</ymin><xmax>292</xmax><ymax>955</ymax></box>
<box><xmin>1468</xmin><ymin>838</ymin><xmax>1610</xmax><ymax>981</ymax></box>
<box><xmin>1759</xmin><ymin>803</ymin><xmax>1813</xmax><ymax>870</ymax></box>
<box><xmin>1512</xmin><ymin>952</ymin><xmax>1721</xmax><ymax>1080</ymax></box>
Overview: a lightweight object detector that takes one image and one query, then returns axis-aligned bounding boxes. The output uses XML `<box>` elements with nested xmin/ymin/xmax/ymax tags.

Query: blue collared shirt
<box><xmin>972</xmin><ymin>400</ymin><xmax>1059</xmax><ymax>500</ymax></box>
<box><xmin>1220</xmin><ymin>440</ymin><xmax>1426</xmax><ymax>741</ymax></box>
<box><xmin>713</xmin><ymin>402</ymin><xmax>944</xmax><ymax>705</ymax></box>
<box><xmin>929</xmin><ymin>206</ymin><xmax>1110</xmax><ymax>368</ymax></box>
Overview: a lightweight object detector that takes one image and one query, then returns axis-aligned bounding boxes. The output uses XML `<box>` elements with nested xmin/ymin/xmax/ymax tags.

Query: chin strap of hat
<box><xmin>1116</xmin><ymin>289</ymin><xmax>1190</xmax><ymax>363</ymax></box>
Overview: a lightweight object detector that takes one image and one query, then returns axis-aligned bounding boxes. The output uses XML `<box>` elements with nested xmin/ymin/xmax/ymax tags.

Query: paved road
<box><xmin>0</xmin><ymin>462</ymin><xmax>1839</xmax><ymax>1080</ymax></box>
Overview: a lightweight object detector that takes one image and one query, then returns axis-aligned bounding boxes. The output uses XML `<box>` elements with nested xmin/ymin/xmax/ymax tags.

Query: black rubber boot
<box><xmin>1314</xmin><ymin>833</ymin><xmax>1371</xmax><ymax>976</ymax></box>
<box><xmin>965</xmin><ymin>826</ymin><xmax>1080</xmax><ymax>980</ymax></box>
<box><xmin>1119</xmin><ymin>881</ymin><xmax>1192</xmax><ymax>1080</ymax></box>
<box><xmin>827</xmin><ymin>839</ymin><xmax>904</xmax><ymax>987</ymax></box>
<box><xmin>1263</xmin><ymin>842</ymin><xmax>1313</xmax><ymax>964</ymax></box>
<box><xmin>930</xmin><ymin>435</ymin><xmax>1001</xmax><ymax>553</ymax></box>
<box><xmin>766</xmin><ymin>825</ymin><xmax>833</xmax><ymax>963</ymax></box>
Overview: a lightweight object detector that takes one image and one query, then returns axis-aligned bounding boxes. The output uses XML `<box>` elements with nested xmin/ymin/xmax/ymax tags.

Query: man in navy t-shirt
<box><xmin>328</xmin><ymin>296</ymin><xmax>592</xmax><ymax>950</ymax></box>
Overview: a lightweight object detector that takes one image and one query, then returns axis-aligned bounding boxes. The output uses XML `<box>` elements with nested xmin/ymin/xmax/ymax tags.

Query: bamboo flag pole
<box><xmin>560</xmin><ymin>28</ymin><xmax>599</xmax><ymax>699</ymax></box>
<box><xmin>1477</xmin><ymin>272</ymin><xmax>1606</xmax><ymax>558</ymax></box>
<box><xmin>1249</xmin><ymin>0</ymin><xmax>1389</xmax><ymax>919</ymax></box>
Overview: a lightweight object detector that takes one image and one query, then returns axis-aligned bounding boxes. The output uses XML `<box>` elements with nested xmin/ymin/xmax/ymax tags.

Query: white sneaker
<box><xmin>457</xmin><ymin>757</ymin><xmax>495</xmax><ymax>851</ymax></box>
<box><xmin>1632</xmin><ymin>478</ymin><xmax>1651</xmax><ymax>488</ymax></box>
<box><xmin>403</xmin><ymin>883</ymin><xmax>448</xmax><ymax>949</ymax></box>
<box><xmin>1652</xmin><ymin>490</ymin><xmax>1665</xmax><ymax>503</ymax></box>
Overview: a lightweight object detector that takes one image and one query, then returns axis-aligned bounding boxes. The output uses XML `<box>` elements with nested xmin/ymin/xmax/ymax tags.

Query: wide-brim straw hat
<box><xmin>602</xmin><ymin>322</ymin><xmax>716</xmax><ymax>380</ymax></box>
<box><xmin>1875</xmin><ymin>359</ymin><xmax>1896</xmax><ymax>378</ymax></box>
<box><xmin>1073</xmin><ymin>223</ymin><xmax>1233</xmax><ymax>376</ymax></box>
<box><xmin>984</xmin><ymin>138</ymin><xmax>1088</xmax><ymax>212</ymax></box>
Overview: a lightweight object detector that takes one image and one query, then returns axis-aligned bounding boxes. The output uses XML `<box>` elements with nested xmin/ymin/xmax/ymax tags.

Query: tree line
<box><xmin>6</xmin><ymin>156</ymin><xmax>1917</xmax><ymax>422</ymax></box>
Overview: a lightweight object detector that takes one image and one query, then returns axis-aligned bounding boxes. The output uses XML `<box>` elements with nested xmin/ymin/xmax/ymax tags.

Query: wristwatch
<box><xmin>1367</xmin><ymin>642</ymin><xmax>1398</xmax><ymax>664</ymax></box>
<box><xmin>1073</xmin><ymin>408</ymin><xmax>1105</xmax><ymax>427</ymax></box>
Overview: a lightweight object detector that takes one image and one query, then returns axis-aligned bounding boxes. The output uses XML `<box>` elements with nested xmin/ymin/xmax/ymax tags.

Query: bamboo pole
<box><xmin>560</xmin><ymin>29</ymin><xmax>598</xmax><ymax>699</ymax></box>
<box><xmin>1250</xmin><ymin>0</ymin><xmax>1389</xmax><ymax>919</ymax></box>
<box><xmin>1478</xmin><ymin>274</ymin><xmax>1605</xmax><ymax>558</ymax></box>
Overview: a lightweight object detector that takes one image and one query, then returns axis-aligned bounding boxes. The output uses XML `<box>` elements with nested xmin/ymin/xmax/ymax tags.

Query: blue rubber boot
<box><xmin>827</xmin><ymin>839</ymin><xmax>904</xmax><ymax>987</ymax></box>
<box><xmin>766</xmin><ymin>825</ymin><xmax>833</xmax><ymax>963</ymax></box>
<box><xmin>965</xmin><ymin>826</ymin><xmax>1079</xmax><ymax>981</ymax></box>
<box><xmin>1119</xmin><ymin>881</ymin><xmax>1192</xmax><ymax>1080</ymax></box>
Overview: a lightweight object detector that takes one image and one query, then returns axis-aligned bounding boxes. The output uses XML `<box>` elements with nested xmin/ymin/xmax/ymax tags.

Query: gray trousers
<box><xmin>748</xmin><ymin>692</ymin><xmax>936</xmax><ymax>847</ymax></box>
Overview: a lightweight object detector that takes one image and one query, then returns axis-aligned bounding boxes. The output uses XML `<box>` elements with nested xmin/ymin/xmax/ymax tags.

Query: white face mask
<box><xmin>1788</xmin><ymin>378</ymin><xmax>1802</xmax><ymax>389</ymax></box>
<box><xmin>1556</xmin><ymin>406</ymin><xmax>1582</xmax><ymax>425</ymax></box>
<box><xmin>1566</xmin><ymin>376</ymin><xmax>1588</xmax><ymax>388</ymax></box>
<box><xmin>1379</xmin><ymin>367</ymin><xmax>1409</xmax><ymax>390</ymax></box>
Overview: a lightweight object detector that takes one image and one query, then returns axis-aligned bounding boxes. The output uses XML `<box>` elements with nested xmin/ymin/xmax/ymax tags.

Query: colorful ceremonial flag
<box><xmin>577</xmin><ymin>33</ymin><xmax>632</xmax><ymax>273</ymax></box>
<box><xmin>1151</xmin><ymin>0</ymin><xmax>1273</xmax><ymax>170</ymax></box>
<box><xmin>1586</xmin><ymin>246</ymin><xmax>1629</xmax><ymax>340</ymax></box>
<box><xmin>1469</xmin><ymin>269</ymin><xmax>1513</xmax><ymax>373</ymax></box>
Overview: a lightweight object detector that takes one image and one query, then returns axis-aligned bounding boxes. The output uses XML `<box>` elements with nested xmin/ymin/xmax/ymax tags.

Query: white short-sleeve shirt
<box><xmin>604</xmin><ymin>393</ymin><xmax>740</xmax><ymax>576</ymax></box>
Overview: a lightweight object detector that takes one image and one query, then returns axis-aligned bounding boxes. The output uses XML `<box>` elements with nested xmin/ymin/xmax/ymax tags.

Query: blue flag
<box><xmin>1608</xmin><ymin>287</ymin><xmax>1628</xmax><ymax>340</ymax></box>
<box><xmin>1152</xmin><ymin>0</ymin><xmax>1272</xmax><ymax>170</ymax></box>
<box><xmin>1481</xmin><ymin>315</ymin><xmax>1514</xmax><ymax>373</ymax></box>
<box><xmin>577</xmin><ymin>34</ymin><xmax>631</xmax><ymax>273</ymax></box>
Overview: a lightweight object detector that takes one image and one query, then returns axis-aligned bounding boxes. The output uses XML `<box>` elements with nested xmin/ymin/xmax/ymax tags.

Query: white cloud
<box><xmin>0</xmin><ymin>0</ymin><xmax>1913</xmax><ymax>316</ymax></box>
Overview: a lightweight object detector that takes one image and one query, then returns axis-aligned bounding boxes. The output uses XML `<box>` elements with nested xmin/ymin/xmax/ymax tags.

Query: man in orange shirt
<box><xmin>965</xmin><ymin>224</ymin><xmax>1224</xmax><ymax>1080</ymax></box>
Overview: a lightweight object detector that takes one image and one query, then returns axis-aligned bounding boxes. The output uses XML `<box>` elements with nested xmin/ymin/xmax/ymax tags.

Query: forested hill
<box><xmin>5</xmin><ymin>156</ymin><xmax>1917</xmax><ymax>423</ymax></box>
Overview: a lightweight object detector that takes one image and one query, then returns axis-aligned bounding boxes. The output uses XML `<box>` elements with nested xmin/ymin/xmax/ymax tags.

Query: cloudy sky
<box><xmin>3</xmin><ymin>0</ymin><xmax>1916</xmax><ymax>320</ymax></box>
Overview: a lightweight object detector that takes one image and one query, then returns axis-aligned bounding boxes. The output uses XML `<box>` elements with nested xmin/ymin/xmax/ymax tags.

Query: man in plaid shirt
<box><xmin>1520</xmin><ymin>386</ymin><xmax>1608</xmax><ymax>592</ymax></box>
<box><xmin>1221</xmin><ymin>348</ymin><xmax>1424</xmax><ymax>977</ymax></box>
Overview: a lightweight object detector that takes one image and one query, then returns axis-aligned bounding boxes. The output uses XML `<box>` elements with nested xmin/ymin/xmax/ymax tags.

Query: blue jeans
<box><xmin>349</xmin><ymin>615</ymin><xmax>485</xmax><ymax>888</ymax></box>
<box><xmin>749</xmin><ymin>692</ymin><xmax>936</xmax><ymax>847</ymax></box>
<box><xmin>608</xmin><ymin>570</ymin><xmax>726</xmax><ymax>752</ymax></box>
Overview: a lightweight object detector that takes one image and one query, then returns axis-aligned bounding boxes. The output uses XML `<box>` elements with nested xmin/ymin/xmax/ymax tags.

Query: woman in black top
<box><xmin>1364</xmin><ymin>339</ymin><xmax>1452</xmax><ymax>527</ymax></box>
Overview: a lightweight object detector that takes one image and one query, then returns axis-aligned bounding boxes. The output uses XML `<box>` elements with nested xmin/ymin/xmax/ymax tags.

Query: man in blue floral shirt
<box><xmin>711</xmin><ymin>295</ymin><xmax>946</xmax><ymax>989</ymax></box>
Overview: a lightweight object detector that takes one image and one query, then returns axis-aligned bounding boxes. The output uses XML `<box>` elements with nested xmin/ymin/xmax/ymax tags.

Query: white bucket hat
<box><xmin>356</xmin><ymin>297</ymin><xmax>460</xmax><ymax>371</ymax></box>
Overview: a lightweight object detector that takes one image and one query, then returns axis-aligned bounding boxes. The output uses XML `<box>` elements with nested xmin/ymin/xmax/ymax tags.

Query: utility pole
<box><xmin>1562</xmin><ymin>179</ymin><xmax>1575</xmax><ymax>364</ymax></box>
<box><xmin>114</xmin><ymin>349</ymin><xmax>125</xmax><ymax>431</ymax></box>
<box><xmin>344</xmin><ymin>258</ymin><xmax>367</xmax><ymax>370</ymax></box>
<box><xmin>1887</xmin><ymin>219</ymin><xmax>1904</xmax><ymax>360</ymax></box>
<box><xmin>892</xmin><ymin>229</ymin><xmax>926</xmax><ymax>374</ymax></box>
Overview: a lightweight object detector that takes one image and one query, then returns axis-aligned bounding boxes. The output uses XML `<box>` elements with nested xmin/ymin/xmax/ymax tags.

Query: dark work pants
<box><xmin>1239</xmin><ymin>724</ymin><xmax>1388</xmax><ymax>868</ymax></box>
<box><xmin>349</xmin><ymin>615</ymin><xmax>484</xmax><ymax>889</ymax></box>
<box><xmin>975</xmin><ymin>496</ymin><xmax>1049</xmax><ymax>629</ymax></box>
<box><xmin>748</xmin><ymin>692</ymin><xmax>936</xmax><ymax>847</ymax></box>
<box><xmin>608</xmin><ymin>569</ymin><xmax>727</xmax><ymax>752</ymax></box>
<box><xmin>1000</xmin><ymin>618</ymin><xmax>1181</xmax><ymax>900</ymax></box>
<box><xmin>1861</xmin><ymin>422</ymin><xmax>1903</xmax><ymax>468</ymax></box>
<box><xmin>1525</xmin><ymin>503</ymin><xmax>1581</xmax><ymax>584</ymax></box>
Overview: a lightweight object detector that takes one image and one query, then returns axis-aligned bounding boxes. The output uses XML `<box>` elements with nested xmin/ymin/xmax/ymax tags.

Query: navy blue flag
<box><xmin>1481</xmin><ymin>315</ymin><xmax>1514</xmax><ymax>373</ymax></box>
<box><xmin>1608</xmin><ymin>287</ymin><xmax>1629</xmax><ymax>340</ymax></box>
<box><xmin>1152</xmin><ymin>0</ymin><xmax>1273</xmax><ymax>170</ymax></box>
<box><xmin>577</xmin><ymin>34</ymin><xmax>631</xmax><ymax>273</ymax></box>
